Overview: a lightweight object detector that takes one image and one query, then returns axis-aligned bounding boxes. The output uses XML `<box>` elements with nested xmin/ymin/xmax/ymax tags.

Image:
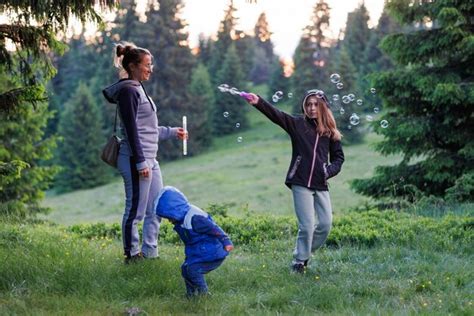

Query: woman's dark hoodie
<box><xmin>252</xmin><ymin>91</ymin><xmax>344</xmax><ymax>191</ymax></box>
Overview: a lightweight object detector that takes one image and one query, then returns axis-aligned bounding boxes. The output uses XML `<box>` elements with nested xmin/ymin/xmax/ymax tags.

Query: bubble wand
<box><xmin>182</xmin><ymin>116</ymin><xmax>187</xmax><ymax>156</ymax></box>
<box><xmin>239</xmin><ymin>91</ymin><xmax>253</xmax><ymax>102</ymax></box>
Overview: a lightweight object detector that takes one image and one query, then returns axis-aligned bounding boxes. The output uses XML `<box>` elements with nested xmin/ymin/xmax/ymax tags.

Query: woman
<box><xmin>243</xmin><ymin>90</ymin><xmax>344</xmax><ymax>273</ymax></box>
<box><xmin>103</xmin><ymin>43</ymin><xmax>187</xmax><ymax>263</ymax></box>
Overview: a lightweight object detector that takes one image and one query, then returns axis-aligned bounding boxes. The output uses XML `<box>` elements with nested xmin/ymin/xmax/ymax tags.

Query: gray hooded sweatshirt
<box><xmin>103</xmin><ymin>79</ymin><xmax>177</xmax><ymax>170</ymax></box>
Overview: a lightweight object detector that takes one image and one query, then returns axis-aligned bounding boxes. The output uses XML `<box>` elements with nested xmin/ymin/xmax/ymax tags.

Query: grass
<box><xmin>42</xmin><ymin>99</ymin><xmax>400</xmax><ymax>225</ymax></box>
<box><xmin>0</xmin><ymin>218</ymin><xmax>472</xmax><ymax>315</ymax></box>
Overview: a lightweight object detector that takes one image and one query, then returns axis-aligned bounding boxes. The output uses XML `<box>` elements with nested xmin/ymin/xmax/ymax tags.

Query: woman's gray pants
<box><xmin>291</xmin><ymin>185</ymin><xmax>333</xmax><ymax>262</ymax></box>
<box><xmin>118</xmin><ymin>155</ymin><xmax>162</xmax><ymax>258</ymax></box>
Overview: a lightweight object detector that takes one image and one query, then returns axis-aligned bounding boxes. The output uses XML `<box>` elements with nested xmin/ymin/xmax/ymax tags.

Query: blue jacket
<box><xmin>155</xmin><ymin>186</ymin><xmax>233</xmax><ymax>265</ymax></box>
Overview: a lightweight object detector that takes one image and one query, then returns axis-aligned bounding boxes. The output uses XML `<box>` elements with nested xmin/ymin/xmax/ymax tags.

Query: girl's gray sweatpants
<box><xmin>117</xmin><ymin>154</ymin><xmax>163</xmax><ymax>258</ymax></box>
<box><xmin>291</xmin><ymin>185</ymin><xmax>333</xmax><ymax>262</ymax></box>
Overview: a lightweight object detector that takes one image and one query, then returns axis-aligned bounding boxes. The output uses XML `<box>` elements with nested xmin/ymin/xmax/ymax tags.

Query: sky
<box><xmin>180</xmin><ymin>0</ymin><xmax>385</xmax><ymax>59</ymax></box>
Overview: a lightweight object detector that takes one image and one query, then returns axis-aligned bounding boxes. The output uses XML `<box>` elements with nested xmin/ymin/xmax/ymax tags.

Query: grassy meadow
<box><xmin>2</xmin><ymin>86</ymin><xmax>472</xmax><ymax>315</ymax></box>
<box><xmin>1</xmin><ymin>211</ymin><xmax>472</xmax><ymax>315</ymax></box>
<box><xmin>41</xmin><ymin>93</ymin><xmax>400</xmax><ymax>225</ymax></box>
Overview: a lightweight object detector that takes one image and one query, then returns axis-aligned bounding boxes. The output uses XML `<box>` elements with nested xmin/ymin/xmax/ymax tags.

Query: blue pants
<box><xmin>181</xmin><ymin>259</ymin><xmax>225</xmax><ymax>296</ymax></box>
<box><xmin>117</xmin><ymin>155</ymin><xmax>163</xmax><ymax>258</ymax></box>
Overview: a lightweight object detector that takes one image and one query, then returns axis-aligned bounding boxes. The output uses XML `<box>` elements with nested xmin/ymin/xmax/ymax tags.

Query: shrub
<box><xmin>66</xmin><ymin>209</ymin><xmax>473</xmax><ymax>252</ymax></box>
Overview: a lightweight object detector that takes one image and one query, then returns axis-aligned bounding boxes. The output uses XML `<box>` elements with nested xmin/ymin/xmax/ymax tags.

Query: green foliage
<box><xmin>445</xmin><ymin>172</ymin><xmax>474</xmax><ymax>203</ymax></box>
<box><xmin>208</xmin><ymin>0</ymin><xmax>238</xmax><ymax>83</ymax></box>
<box><xmin>331</xmin><ymin>47</ymin><xmax>364</xmax><ymax>144</ymax></box>
<box><xmin>137</xmin><ymin>0</ymin><xmax>196</xmax><ymax>160</ymax></box>
<box><xmin>213</xmin><ymin>44</ymin><xmax>249</xmax><ymax>134</ymax></box>
<box><xmin>55</xmin><ymin>83</ymin><xmax>111</xmax><ymax>192</ymax></box>
<box><xmin>342</xmin><ymin>2</ymin><xmax>371</xmax><ymax>74</ymax></box>
<box><xmin>1</xmin><ymin>205</ymin><xmax>472</xmax><ymax>314</ymax></box>
<box><xmin>0</xmin><ymin>70</ymin><xmax>58</xmax><ymax>218</ymax></box>
<box><xmin>65</xmin><ymin>210</ymin><xmax>473</xmax><ymax>253</ymax></box>
<box><xmin>0</xmin><ymin>0</ymin><xmax>116</xmax><ymax>111</ymax></box>
<box><xmin>268</xmin><ymin>60</ymin><xmax>289</xmax><ymax>100</ymax></box>
<box><xmin>352</xmin><ymin>0</ymin><xmax>474</xmax><ymax>203</ymax></box>
<box><xmin>291</xmin><ymin>0</ymin><xmax>332</xmax><ymax>114</ymax></box>
<box><xmin>0</xmin><ymin>0</ymin><xmax>115</xmax><ymax>218</ymax></box>
<box><xmin>186</xmin><ymin>63</ymin><xmax>214</xmax><ymax>155</ymax></box>
<box><xmin>249</xmin><ymin>12</ymin><xmax>275</xmax><ymax>84</ymax></box>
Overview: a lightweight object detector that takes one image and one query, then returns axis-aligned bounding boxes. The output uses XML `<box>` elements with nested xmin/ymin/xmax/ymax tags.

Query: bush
<box><xmin>66</xmin><ymin>209</ymin><xmax>473</xmax><ymax>252</ymax></box>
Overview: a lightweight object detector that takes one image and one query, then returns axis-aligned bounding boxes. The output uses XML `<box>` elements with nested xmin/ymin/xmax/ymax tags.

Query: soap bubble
<box><xmin>356</xmin><ymin>99</ymin><xmax>363</xmax><ymax>106</ymax></box>
<box><xmin>272</xmin><ymin>95</ymin><xmax>279</xmax><ymax>103</ymax></box>
<box><xmin>339</xmin><ymin>108</ymin><xmax>345</xmax><ymax>115</ymax></box>
<box><xmin>349</xmin><ymin>113</ymin><xmax>360</xmax><ymax>126</ymax></box>
<box><xmin>348</xmin><ymin>93</ymin><xmax>355</xmax><ymax>101</ymax></box>
<box><xmin>237</xmin><ymin>136</ymin><xmax>243</xmax><ymax>143</ymax></box>
<box><xmin>336</xmin><ymin>82</ymin><xmax>344</xmax><ymax>90</ymax></box>
<box><xmin>366</xmin><ymin>115</ymin><xmax>374</xmax><ymax>122</ymax></box>
<box><xmin>380</xmin><ymin>120</ymin><xmax>389</xmax><ymax>128</ymax></box>
<box><xmin>373</xmin><ymin>107</ymin><xmax>380</xmax><ymax>114</ymax></box>
<box><xmin>342</xmin><ymin>95</ymin><xmax>351</xmax><ymax>104</ymax></box>
<box><xmin>370</xmin><ymin>88</ymin><xmax>376</xmax><ymax>94</ymax></box>
<box><xmin>223</xmin><ymin>112</ymin><xmax>229</xmax><ymax>118</ymax></box>
<box><xmin>275</xmin><ymin>91</ymin><xmax>284</xmax><ymax>99</ymax></box>
<box><xmin>315</xmin><ymin>90</ymin><xmax>325</xmax><ymax>98</ymax></box>
<box><xmin>330</xmin><ymin>73</ymin><xmax>341</xmax><ymax>83</ymax></box>
<box><xmin>288</xmin><ymin>92</ymin><xmax>293</xmax><ymax>98</ymax></box>
<box><xmin>235</xmin><ymin>123</ymin><xmax>240</xmax><ymax>128</ymax></box>
<box><xmin>347</xmin><ymin>125</ymin><xmax>352</xmax><ymax>130</ymax></box>
<box><xmin>332</xmin><ymin>94</ymin><xmax>340</xmax><ymax>101</ymax></box>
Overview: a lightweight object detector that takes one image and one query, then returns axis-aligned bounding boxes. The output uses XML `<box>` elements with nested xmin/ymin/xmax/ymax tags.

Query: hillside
<box><xmin>42</xmin><ymin>91</ymin><xmax>400</xmax><ymax>225</ymax></box>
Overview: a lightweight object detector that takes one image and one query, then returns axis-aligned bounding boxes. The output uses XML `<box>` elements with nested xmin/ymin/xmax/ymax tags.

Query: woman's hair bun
<box><xmin>116</xmin><ymin>44</ymin><xmax>135</xmax><ymax>57</ymax></box>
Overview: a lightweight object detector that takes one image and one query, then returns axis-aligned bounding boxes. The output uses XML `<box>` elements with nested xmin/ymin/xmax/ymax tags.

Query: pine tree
<box><xmin>0</xmin><ymin>70</ymin><xmax>59</xmax><ymax>217</ymax></box>
<box><xmin>197</xmin><ymin>33</ymin><xmax>212</xmax><ymax>66</ymax></box>
<box><xmin>249</xmin><ymin>46</ymin><xmax>273</xmax><ymax>85</ymax></box>
<box><xmin>357</xmin><ymin>7</ymin><xmax>402</xmax><ymax>114</ymax></box>
<box><xmin>249</xmin><ymin>12</ymin><xmax>275</xmax><ymax>84</ymax></box>
<box><xmin>208</xmin><ymin>0</ymin><xmax>238</xmax><ymax>84</ymax></box>
<box><xmin>56</xmin><ymin>83</ymin><xmax>110</xmax><ymax>192</ymax></box>
<box><xmin>351</xmin><ymin>0</ymin><xmax>474</xmax><ymax>203</ymax></box>
<box><xmin>342</xmin><ymin>2</ymin><xmax>371</xmax><ymax>73</ymax></box>
<box><xmin>268</xmin><ymin>59</ymin><xmax>289</xmax><ymax>100</ymax></box>
<box><xmin>291</xmin><ymin>0</ymin><xmax>332</xmax><ymax>114</ymax></box>
<box><xmin>361</xmin><ymin>7</ymin><xmax>401</xmax><ymax>76</ymax></box>
<box><xmin>0</xmin><ymin>0</ymin><xmax>116</xmax><ymax>218</ymax></box>
<box><xmin>137</xmin><ymin>0</ymin><xmax>196</xmax><ymax>160</ymax></box>
<box><xmin>332</xmin><ymin>46</ymin><xmax>364</xmax><ymax>144</ymax></box>
<box><xmin>213</xmin><ymin>44</ymin><xmax>248</xmax><ymax>135</ymax></box>
<box><xmin>254</xmin><ymin>12</ymin><xmax>274</xmax><ymax>60</ymax></box>
<box><xmin>187</xmin><ymin>64</ymin><xmax>215</xmax><ymax>154</ymax></box>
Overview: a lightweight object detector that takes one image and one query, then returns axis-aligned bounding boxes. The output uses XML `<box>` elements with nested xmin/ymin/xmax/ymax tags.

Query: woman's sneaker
<box><xmin>124</xmin><ymin>252</ymin><xmax>144</xmax><ymax>264</ymax></box>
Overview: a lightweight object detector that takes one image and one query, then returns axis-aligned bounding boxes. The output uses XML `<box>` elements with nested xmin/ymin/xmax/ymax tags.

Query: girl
<box><xmin>244</xmin><ymin>90</ymin><xmax>344</xmax><ymax>273</ymax></box>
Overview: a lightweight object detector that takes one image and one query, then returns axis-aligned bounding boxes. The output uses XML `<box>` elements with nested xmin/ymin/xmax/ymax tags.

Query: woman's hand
<box><xmin>225</xmin><ymin>244</ymin><xmax>234</xmax><ymax>252</ymax></box>
<box><xmin>176</xmin><ymin>127</ymin><xmax>188</xmax><ymax>140</ymax></box>
<box><xmin>138</xmin><ymin>167</ymin><xmax>150</xmax><ymax>178</ymax></box>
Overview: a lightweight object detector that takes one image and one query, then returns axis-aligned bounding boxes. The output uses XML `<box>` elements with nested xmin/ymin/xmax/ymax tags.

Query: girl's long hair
<box><xmin>303</xmin><ymin>94</ymin><xmax>342</xmax><ymax>141</ymax></box>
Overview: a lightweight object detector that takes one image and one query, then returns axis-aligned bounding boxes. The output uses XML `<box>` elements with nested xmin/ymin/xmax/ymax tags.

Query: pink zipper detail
<box><xmin>307</xmin><ymin>133</ymin><xmax>320</xmax><ymax>187</ymax></box>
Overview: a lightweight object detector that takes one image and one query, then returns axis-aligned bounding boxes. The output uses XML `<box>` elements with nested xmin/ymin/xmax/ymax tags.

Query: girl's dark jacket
<box><xmin>253</xmin><ymin>94</ymin><xmax>344</xmax><ymax>191</ymax></box>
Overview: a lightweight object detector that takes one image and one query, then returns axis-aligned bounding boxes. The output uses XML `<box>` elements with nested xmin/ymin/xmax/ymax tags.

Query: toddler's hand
<box><xmin>225</xmin><ymin>245</ymin><xmax>234</xmax><ymax>252</ymax></box>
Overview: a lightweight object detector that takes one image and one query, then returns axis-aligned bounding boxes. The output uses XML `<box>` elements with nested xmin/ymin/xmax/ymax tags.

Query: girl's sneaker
<box><xmin>291</xmin><ymin>262</ymin><xmax>306</xmax><ymax>274</ymax></box>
